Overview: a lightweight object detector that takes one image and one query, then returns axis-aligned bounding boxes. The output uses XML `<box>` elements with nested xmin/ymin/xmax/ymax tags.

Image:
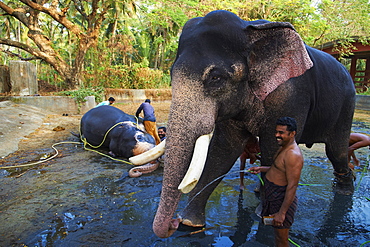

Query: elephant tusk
<box><xmin>178</xmin><ymin>131</ymin><xmax>213</xmax><ymax>194</ymax></box>
<box><xmin>129</xmin><ymin>139</ymin><xmax>166</xmax><ymax>166</ymax></box>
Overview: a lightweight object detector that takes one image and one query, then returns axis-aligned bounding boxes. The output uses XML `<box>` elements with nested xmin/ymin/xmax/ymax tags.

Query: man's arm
<box><xmin>248</xmin><ymin>166</ymin><xmax>270</xmax><ymax>174</ymax></box>
<box><xmin>349</xmin><ymin>140</ymin><xmax>370</xmax><ymax>151</ymax></box>
<box><xmin>135</xmin><ymin>104</ymin><xmax>143</xmax><ymax>118</ymax></box>
<box><xmin>273</xmin><ymin>149</ymin><xmax>303</xmax><ymax>226</ymax></box>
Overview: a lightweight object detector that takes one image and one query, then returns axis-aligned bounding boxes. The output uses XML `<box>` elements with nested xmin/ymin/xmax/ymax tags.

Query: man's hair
<box><xmin>158</xmin><ymin>126</ymin><xmax>166</xmax><ymax>132</ymax></box>
<box><xmin>108</xmin><ymin>97</ymin><xmax>115</xmax><ymax>101</ymax></box>
<box><xmin>276</xmin><ymin>117</ymin><xmax>297</xmax><ymax>132</ymax></box>
<box><xmin>145</xmin><ymin>99</ymin><xmax>151</xmax><ymax>103</ymax></box>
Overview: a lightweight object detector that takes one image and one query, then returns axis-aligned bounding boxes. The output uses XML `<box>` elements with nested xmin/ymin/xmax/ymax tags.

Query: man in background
<box><xmin>95</xmin><ymin>97</ymin><xmax>115</xmax><ymax>107</ymax></box>
<box><xmin>348</xmin><ymin>132</ymin><xmax>370</xmax><ymax>168</ymax></box>
<box><xmin>158</xmin><ymin>126</ymin><xmax>166</xmax><ymax>142</ymax></box>
<box><xmin>136</xmin><ymin>99</ymin><xmax>161</xmax><ymax>145</ymax></box>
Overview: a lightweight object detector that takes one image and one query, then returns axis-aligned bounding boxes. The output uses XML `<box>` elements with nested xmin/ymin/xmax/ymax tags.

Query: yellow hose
<box><xmin>0</xmin><ymin>141</ymin><xmax>81</xmax><ymax>169</ymax></box>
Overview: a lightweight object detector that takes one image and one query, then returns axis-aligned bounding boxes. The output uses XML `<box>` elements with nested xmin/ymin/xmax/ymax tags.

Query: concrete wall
<box><xmin>0</xmin><ymin>65</ymin><xmax>10</xmax><ymax>93</ymax></box>
<box><xmin>7</xmin><ymin>95</ymin><xmax>95</xmax><ymax>115</ymax></box>
<box><xmin>0</xmin><ymin>89</ymin><xmax>172</xmax><ymax>115</ymax></box>
<box><xmin>1</xmin><ymin>91</ymin><xmax>369</xmax><ymax>115</ymax></box>
<box><xmin>9</xmin><ymin>61</ymin><xmax>38</xmax><ymax>96</ymax></box>
<box><xmin>105</xmin><ymin>88</ymin><xmax>171</xmax><ymax>103</ymax></box>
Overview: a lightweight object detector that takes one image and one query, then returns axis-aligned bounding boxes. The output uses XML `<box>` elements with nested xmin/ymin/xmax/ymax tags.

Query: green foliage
<box><xmin>1</xmin><ymin>0</ymin><xmax>369</xmax><ymax>90</ymax></box>
<box><xmin>355</xmin><ymin>86</ymin><xmax>370</xmax><ymax>95</ymax></box>
<box><xmin>56</xmin><ymin>87</ymin><xmax>105</xmax><ymax>104</ymax></box>
<box><xmin>83</xmin><ymin>62</ymin><xmax>171</xmax><ymax>89</ymax></box>
<box><xmin>315</xmin><ymin>0</ymin><xmax>370</xmax><ymax>50</ymax></box>
<box><xmin>37</xmin><ymin>62</ymin><xmax>65</xmax><ymax>88</ymax></box>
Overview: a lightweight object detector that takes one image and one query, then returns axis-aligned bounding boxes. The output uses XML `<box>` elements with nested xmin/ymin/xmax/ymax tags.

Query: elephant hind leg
<box><xmin>325</xmin><ymin>141</ymin><xmax>354</xmax><ymax>194</ymax></box>
<box><xmin>325</xmin><ymin>141</ymin><xmax>349</xmax><ymax>174</ymax></box>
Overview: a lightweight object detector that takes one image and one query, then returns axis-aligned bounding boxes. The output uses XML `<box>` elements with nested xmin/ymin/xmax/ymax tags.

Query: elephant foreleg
<box><xmin>180</xmin><ymin>120</ymin><xmax>248</xmax><ymax>227</ymax></box>
<box><xmin>129</xmin><ymin>161</ymin><xmax>160</xmax><ymax>178</ymax></box>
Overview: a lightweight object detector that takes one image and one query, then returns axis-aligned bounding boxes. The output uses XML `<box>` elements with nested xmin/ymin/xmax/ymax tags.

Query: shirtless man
<box><xmin>348</xmin><ymin>133</ymin><xmax>370</xmax><ymax>168</ymax></box>
<box><xmin>249</xmin><ymin>117</ymin><xmax>303</xmax><ymax>247</ymax></box>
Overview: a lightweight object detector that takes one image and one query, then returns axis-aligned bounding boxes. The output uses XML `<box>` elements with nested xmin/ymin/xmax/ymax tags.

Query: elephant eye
<box><xmin>205</xmin><ymin>76</ymin><xmax>227</xmax><ymax>91</ymax></box>
<box><xmin>211</xmin><ymin>76</ymin><xmax>221</xmax><ymax>82</ymax></box>
<box><xmin>136</xmin><ymin>134</ymin><xmax>144</xmax><ymax>141</ymax></box>
<box><xmin>205</xmin><ymin>69</ymin><xmax>227</xmax><ymax>85</ymax></box>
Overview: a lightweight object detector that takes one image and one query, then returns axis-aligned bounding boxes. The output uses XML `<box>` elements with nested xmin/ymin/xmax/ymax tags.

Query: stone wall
<box><xmin>1</xmin><ymin>91</ymin><xmax>369</xmax><ymax>115</ymax></box>
<box><xmin>0</xmin><ymin>65</ymin><xmax>11</xmax><ymax>93</ymax></box>
<box><xmin>6</xmin><ymin>95</ymin><xmax>95</xmax><ymax>115</ymax></box>
<box><xmin>105</xmin><ymin>88</ymin><xmax>171</xmax><ymax>103</ymax></box>
<box><xmin>9</xmin><ymin>61</ymin><xmax>38</xmax><ymax>96</ymax></box>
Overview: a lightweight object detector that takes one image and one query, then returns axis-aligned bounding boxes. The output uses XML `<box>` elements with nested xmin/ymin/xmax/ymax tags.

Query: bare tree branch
<box><xmin>18</xmin><ymin>0</ymin><xmax>83</xmax><ymax>36</ymax></box>
<box><xmin>73</xmin><ymin>0</ymin><xmax>88</xmax><ymax>23</ymax></box>
<box><xmin>0</xmin><ymin>2</ymin><xmax>30</xmax><ymax>26</ymax></box>
<box><xmin>0</xmin><ymin>38</ymin><xmax>45</xmax><ymax>57</ymax></box>
<box><xmin>0</xmin><ymin>47</ymin><xmax>40</xmax><ymax>61</ymax></box>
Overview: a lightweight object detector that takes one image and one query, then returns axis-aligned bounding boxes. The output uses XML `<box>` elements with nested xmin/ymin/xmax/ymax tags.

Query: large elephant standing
<box><xmin>153</xmin><ymin>10</ymin><xmax>355</xmax><ymax>238</ymax></box>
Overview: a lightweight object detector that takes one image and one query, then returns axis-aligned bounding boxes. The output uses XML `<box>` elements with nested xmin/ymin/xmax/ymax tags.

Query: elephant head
<box><xmin>152</xmin><ymin>10</ymin><xmax>354</xmax><ymax>238</ymax></box>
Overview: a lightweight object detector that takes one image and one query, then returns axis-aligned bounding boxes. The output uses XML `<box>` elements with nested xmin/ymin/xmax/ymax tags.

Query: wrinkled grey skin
<box><xmin>153</xmin><ymin>10</ymin><xmax>355</xmax><ymax>238</ymax></box>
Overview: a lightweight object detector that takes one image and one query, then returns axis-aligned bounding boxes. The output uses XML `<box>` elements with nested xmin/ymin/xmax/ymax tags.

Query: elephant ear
<box><xmin>246</xmin><ymin>22</ymin><xmax>313</xmax><ymax>101</ymax></box>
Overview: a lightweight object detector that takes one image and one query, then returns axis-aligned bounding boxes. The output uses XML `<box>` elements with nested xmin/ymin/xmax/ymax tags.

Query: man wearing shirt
<box><xmin>95</xmin><ymin>97</ymin><xmax>115</xmax><ymax>107</ymax></box>
<box><xmin>136</xmin><ymin>99</ymin><xmax>161</xmax><ymax>145</ymax></box>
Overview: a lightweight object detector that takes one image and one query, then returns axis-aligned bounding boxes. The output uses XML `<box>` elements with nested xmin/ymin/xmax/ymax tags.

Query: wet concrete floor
<box><xmin>0</xmin><ymin>117</ymin><xmax>369</xmax><ymax>247</ymax></box>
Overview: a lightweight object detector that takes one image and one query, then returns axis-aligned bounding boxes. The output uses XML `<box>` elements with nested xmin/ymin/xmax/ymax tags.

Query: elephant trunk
<box><xmin>153</xmin><ymin>186</ymin><xmax>182</xmax><ymax>238</ymax></box>
<box><xmin>152</xmin><ymin>132</ymin><xmax>194</xmax><ymax>238</ymax></box>
<box><xmin>152</xmin><ymin>85</ymin><xmax>216</xmax><ymax>237</ymax></box>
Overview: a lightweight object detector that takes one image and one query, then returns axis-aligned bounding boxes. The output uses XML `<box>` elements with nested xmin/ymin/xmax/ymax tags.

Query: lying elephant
<box><xmin>143</xmin><ymin>10</ymin><xmax>355</xmax><ymax>238</ymax></box>
<box><xmin>80</xmin><ymin>106</ymin><xmax>165</xmax><ymax>177</ymax></box>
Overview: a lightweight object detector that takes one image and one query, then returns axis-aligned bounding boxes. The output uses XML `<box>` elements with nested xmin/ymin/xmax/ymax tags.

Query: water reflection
<box><xmin>317</xmin><ymin>193</ymin><xmax>354</xmax><ymax>245</ymax></box>
<box><xmin>229</xmin><ymin>191</ymin><xmax>277</xmax><ymax>247</ymax></box>
<box><xmin>228</xmin><ymin>192</ymin><xmax>255</xmax><ymax>246</ymax></box>
<box><xmin>1</xmin><ymin>119</ymin><xmax>369</xmax><ymax>246</ymax></box>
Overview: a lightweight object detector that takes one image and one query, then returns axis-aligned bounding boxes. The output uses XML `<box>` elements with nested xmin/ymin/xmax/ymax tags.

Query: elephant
<box><xmin>151</xmin><ymin>10</ymin><xmax>356</xmax><ymax>238</ymax></box>
<box><xmin>80</xmin><ymin>105</ymin><xmax>156</xmax><ymax>158</ymax></box>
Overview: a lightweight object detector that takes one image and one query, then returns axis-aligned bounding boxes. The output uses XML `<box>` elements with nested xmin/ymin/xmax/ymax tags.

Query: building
<box><xmin>319</xmin><ymin>40</ymin><xmax>370</xmax><ymax>92</ymax></box>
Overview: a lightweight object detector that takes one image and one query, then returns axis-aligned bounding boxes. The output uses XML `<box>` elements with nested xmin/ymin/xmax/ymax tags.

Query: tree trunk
<box><xmin>0</xmin><ymin>0</ymin><xmax>107</xmax><ymax>89</ymax></box>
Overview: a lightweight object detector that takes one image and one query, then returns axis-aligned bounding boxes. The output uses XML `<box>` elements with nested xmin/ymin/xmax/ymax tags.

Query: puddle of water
<box><xmin>0</xmin><ymin>123</ymin><xmax>369</xmax><ymax>246</ymax></box>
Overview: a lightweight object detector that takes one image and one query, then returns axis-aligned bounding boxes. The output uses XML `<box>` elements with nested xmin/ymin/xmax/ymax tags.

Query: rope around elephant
<box><xmin>0</xmin><ymin>119</ymin><xmax>161</xmax><ymax>177</ymax></box>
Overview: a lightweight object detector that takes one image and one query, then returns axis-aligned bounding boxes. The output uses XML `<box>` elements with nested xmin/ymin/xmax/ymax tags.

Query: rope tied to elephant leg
<box><xmin>333</xmin><ymin>170</ymin><xmax>352</xmax><ymax>178</ymax></box>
